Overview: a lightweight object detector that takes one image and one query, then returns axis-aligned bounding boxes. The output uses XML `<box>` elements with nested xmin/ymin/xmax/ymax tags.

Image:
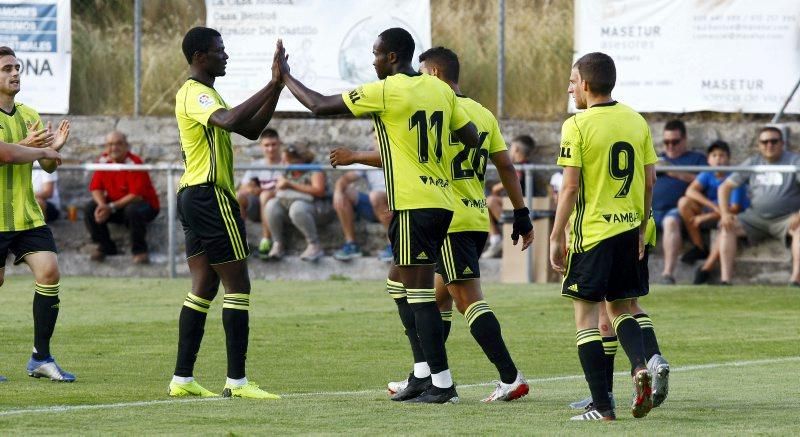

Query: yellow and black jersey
<box><xmin>557</xmin><ymin>101</ymin><xmax>657</xmax><ymax>253</ymax></box>
<box><xmin>175</xmin><ymin>79</ymin><xmax>235</xmax><ymax>196</ymax></box>
<box><xmin>445</xmin><ymin>96</ymin><xmax>507</xmax><ymax>233</ymax></box>
<box><xmin>342</xmin><ymin>73</ymin><xmax>470</xmax><ymax>211</ymax></box>
<box><xmin>0</xmin><ymin>103</ymin><xmax>46</xmax><ymax>232</ymax></box>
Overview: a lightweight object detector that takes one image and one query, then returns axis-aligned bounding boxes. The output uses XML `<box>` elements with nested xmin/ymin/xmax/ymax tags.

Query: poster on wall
<box><xmin>206</xmin><ymin>0</ymin><xmax>431</xmax><ymax>112</ymax></box>
<box><xmin>0</xmin><ymin>0</ymin><xmax>71</xmax><ymax>114</ymax></box>
<box><xmin>574</xmin><ymin>0</ymin><xmax>800</xmax><ymax>113</ymax></box>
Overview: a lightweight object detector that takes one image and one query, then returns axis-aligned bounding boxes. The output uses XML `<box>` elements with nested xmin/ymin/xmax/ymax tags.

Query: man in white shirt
<box><xmin>32</xmin><ymin>164</ymin><xmax>61</xmax><ymax>222</ymax></box>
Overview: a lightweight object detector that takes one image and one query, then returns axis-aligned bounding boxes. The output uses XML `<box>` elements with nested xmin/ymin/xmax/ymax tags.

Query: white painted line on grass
<box><xmin>0</xmin><ymin>356</ymin><xmax>797</xmax><ymax>417</ymax></box>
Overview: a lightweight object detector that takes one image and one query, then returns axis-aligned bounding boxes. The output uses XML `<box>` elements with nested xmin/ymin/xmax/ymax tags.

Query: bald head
<box><xmin>105</xmin><ymin>131</ymin><xmax>129</xmax><ymax>163</ymax></box>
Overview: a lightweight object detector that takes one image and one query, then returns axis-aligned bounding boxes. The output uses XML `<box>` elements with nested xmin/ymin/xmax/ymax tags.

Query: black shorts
<box><xmin>0</xmin><ymin>226</ymin><xmax>58</xmax><ymax>268</ymax></box>
<box><xmin>389</xmin><ymin>208</ymin><xmax>452</xmax><ymax>266</ymax></box>
<box><xmin>561</xmin><ymin>228</ymin><xmax>640</xmax><ymax>302</ymax></box>
<box><xmin>436</xmin><ymin>231</ymin><xmax>487</xmax><ymax>284</ymax></box>
<box><xmin>178</xmin><ymin>185</ymin><xmax>249</xmax><ymax>265</ymax></box>
<box><xmin>634</xmin><ymin>247</ymin><xmax>651</xmax><ymax>297</ymax></box>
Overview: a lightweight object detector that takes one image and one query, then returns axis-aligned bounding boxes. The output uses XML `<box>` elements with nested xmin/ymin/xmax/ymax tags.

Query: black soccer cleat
<box><xmin>390</xmin><ymin>375</ymin><xmax>432</xmax><ymax>402</ymax></box>
<box><xmin>403</xmin><ymin>385</ymin><xmax>459</xmax><ymax>404</ymax></box>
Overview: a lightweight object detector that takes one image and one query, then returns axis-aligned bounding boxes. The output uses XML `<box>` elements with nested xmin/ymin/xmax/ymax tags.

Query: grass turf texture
<box><xmin>0</xmin><ymin>277</ymin><xmax>797</xmax><ymax>434</ymax></box>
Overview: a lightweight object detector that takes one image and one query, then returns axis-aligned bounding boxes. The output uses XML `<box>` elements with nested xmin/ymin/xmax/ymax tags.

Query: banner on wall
<box><xmin>0</xmin><ymin>0</ymin><xmax>71</xmax><ymax>114</ymax></box>
<box><xmin>206</xmin><ymin>0</ymin><xmax>431</xmax><ymax>112</ymax></box>
<box><xmin>574</xmin><ymin>0</ymin><xmax>800</xmax><ymax>113</ymax></box>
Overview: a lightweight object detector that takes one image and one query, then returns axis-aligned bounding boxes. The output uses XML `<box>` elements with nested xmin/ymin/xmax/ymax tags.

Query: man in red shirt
<box><xmin>84</xmin><ymin>131</ymin><xmax>160</xmax><ymax>264</ymax></box>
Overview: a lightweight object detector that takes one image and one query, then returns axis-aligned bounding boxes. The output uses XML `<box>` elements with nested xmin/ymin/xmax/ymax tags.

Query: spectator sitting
<box><xmin>654</xmin><ymin>120</ymin><xmax>707</xmax><ymax>284</ymax></box>
<box><xmin>548</xmin><ymin>170</ymin><xmax>562</xmax><ymax>209</ymax></box>
<box><xmin>32</xmin><ymin>163</ymin><xmax>61</xmax><ymax>222</ymax></box>
<box><xmin>677</xmin><ymin>141</ymin><xmax>749</xmax><ymax>283</ymax></box>
<box><xmin>235</xmin><ymin>128</ymin><xmax>284</xmax><ymax>259</ymax></box>
<box><xmin>264</xmin><ymin>145</ymin><xmax>328</xmax><ymax>262</ymax></box>
<box><xmin>484</xmin><ymin>134</ymin><xmax>534</xmax><ymax>258</ymax></box>
<box><xmin>84</xmin><ymin>131</ymin><xmax>160</xmax><ymax>264</ymax></box>
<box><xmin>717</xmin><ymin>127</ymin><xmax>800</xmax><ymax>286</ymax></box>
<box><xmin>332</xmin><ymin>165</ymin><xmax>392</xmax><ymax>262</ymax></box>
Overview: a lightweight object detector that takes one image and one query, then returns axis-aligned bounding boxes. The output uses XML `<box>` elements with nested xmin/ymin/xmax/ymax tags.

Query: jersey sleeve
<box><xmin>486</xmin><ymin>116</ymin><xmax>507</xmax><ymax>154</ymax></box>
<box><xmin>342</xmin><ymin>80</ymin><xmax>385</xmax><ymax>117</ymax></box>
<box><xmin>448</xmin><ymin>96</ymin><xmax>470</xmax><ymax>131</ymax></box>
<box><xmin>642</xmin><ymin>126</ymin><xmax>658</xmax><ymax>166</ymax></box>
<box><xmin>184</xmin><ymin>84</ymin><xmax>225</xmax><ymax>127</ymax></box>
<box><xmin>557</xmin><ymin>117</ymin><xmax>582</xmax><ymax>168</ymax></box>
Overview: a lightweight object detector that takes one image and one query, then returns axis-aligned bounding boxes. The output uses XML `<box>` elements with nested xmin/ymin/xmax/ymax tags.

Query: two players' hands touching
<box><xmin>273</xmin><ymin>39</ymin><xmax>290</xmax><ymax>82</ymax></box>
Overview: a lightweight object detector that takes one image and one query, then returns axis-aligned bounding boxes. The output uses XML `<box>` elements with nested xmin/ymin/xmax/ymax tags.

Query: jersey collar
<box><xmin>0</xmin><ymin>105</ymin><xmax>16</xmax><ymax>116</ymax></box>
<box><xmin>589</xmin><ymin>100</ymin><xmax>617</xmax><ymax>108</ymax></box>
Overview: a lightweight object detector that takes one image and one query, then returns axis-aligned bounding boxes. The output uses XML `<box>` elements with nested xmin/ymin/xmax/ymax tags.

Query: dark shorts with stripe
<box><xmin>561</xmin><ymin>228</ymin><xmax>640</xmax><ymax>302</ymax></box>
<box><xmin>436</xmin><ymin>231</ymin><xmax>487</xmax><ymax>284</ymax></box>
<box><xmin>0</xmin><ymin>226</ymin><xmax>58</xmax><ymax>268</ymax></box>
<box><xmin>178</xmin><ymin>185</ymin><xmax>249</xmax><ymax>265</ymax></box>
<box><xmin>389</xmin><ymin>208</ymin><xmax>452</xmax><ymax>266</ymax></box>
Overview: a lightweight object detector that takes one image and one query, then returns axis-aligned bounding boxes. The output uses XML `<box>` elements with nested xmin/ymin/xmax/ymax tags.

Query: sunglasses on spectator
<box><xmin>759</xmin><ymin>138</ymin><xmax>781</xmax><ymax>145</ymax></box>
<box><xmin>663</xmin><ymin>139</ymin><xmax>682</xmax><ymax>146</ymax></box>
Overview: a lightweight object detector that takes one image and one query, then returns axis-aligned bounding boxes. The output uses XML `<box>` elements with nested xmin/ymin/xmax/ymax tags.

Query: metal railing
<box><xmin>55</xmin><ymin>162</ymin><xmax>797</xmax><ymax>281</ymax></box>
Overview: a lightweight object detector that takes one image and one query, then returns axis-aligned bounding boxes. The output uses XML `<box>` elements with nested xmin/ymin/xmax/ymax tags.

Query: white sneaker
<box><xmin>387</xmin><ymin>375</ymin><xmax>409</xmax><ymax>395</ymax></box>
<box><xmin>481</xmin><ymin>371</ymin><xmax>530</xmax><ymax>402</ymax></box>
<box><xmin>481</xmin><ymin>240</ymin><xmax>503</xmax><ymax>259</ymax></box>
<box><xmin>648</xmin><ymin>354</ymin><xmax>670</xmax><ymax>407</ymax></box>
<box><xmin>300</xmin><ymin>244</ymin><xmax>324</xmax><ymax>262</ymax></box>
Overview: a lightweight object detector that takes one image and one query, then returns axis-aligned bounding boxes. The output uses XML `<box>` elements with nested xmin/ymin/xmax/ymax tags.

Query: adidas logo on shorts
<box><xmin>463</xmin><ymin>266</ymin><xmax>473</xmax><ymax>275</ymax></box>
<box><xmin>568</xmin><ymin>283</ymin><xmax>579</xmax><ymax>292</ymax></box>
<box><xmin>416</xmin><ymin>251</ymin><xmax>428</xmax><ymax>260</ymax></box>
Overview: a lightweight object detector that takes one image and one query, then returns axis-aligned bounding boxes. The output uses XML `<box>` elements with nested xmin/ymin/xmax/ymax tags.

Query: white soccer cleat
<box><xmin>482</xmin><ymin>372</ymin><xmax>530</xmax><ymax>402</ymax></box>
<box><xmin>648</xmin><ymin>354</ymin><xmax>670</xmax><ymax>408</ymax></box>
<box><xmin>387</xmin><ymin>374</ymin><xmax>410</xmax><ymax>395</ymax></box>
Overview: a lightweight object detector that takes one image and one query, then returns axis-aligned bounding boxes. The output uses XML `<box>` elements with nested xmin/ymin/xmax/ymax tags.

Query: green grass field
<box><xmin>0</xmin><ymin>277</ymin><xmax>797</xmax><ymax>434</ymax></box>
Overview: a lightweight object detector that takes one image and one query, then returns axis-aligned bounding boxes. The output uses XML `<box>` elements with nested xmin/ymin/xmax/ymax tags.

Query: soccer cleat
<box><xmin>168</xmin><ymin>380</ymin><xmax>218</xmax><ymax>397</ymax></box>
<box><xmin>648</xmin><ymin>354</ymin><xmax>670</xmax><ymax>408</ymax></box>
<box><xmin>390</xmin><ymin>374</ymin><xmax>431</xmax><ymax>401</ymax></box>
<box><xmin>568</xmin><ymin>392</ymin><xmax>615</xmax><ymax>410</ymax></box>
<box><xmin>404</xmin><ymin>385</ymin><xmax>459</xmax><ymax>404</ymax></box>
<box><xmin>482</xmin><ymin>372</ymin><xmax>530</xmax><ymax>402</ymax></box>
<box><xmin>333</xmin><ymin>242</ymin><xmax>362</xmax><ymax>261</ymax></box>
<box><xmin>222</xmin><ymin>381</ymin><xmax>281</xmax><ymax>399</ymax></box>
<box><xmin>631</xmin><ymin>367</ymin><xmax>653</xmax><ymax>418</ymax></box>
<box><xmin>570</xmin><ymin>407</ymin><xmax>616</xmax><ymax>421</ymax></box>
<box><xmin>387</xmin><ymin>373</ymin><xmax>410</xmax><ymax>395</ymax></box>
<box><xmin>26</xmin><ymin>356</ymin><xmax>76</xmax><ymax>382</ymax></box>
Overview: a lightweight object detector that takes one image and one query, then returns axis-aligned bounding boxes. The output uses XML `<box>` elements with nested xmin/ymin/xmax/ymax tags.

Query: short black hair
<box><xmin>260</xmin><ymin>128</ymin><xmax>279</xmax><ymax>139</ymax></box>
<box><xmin>0</xmin><ymin>46</ymin><xmax>16</xmax><ymax>58</ymax></box>
<box><xmin>512</xmin><ymin>135</ymin><xmax>536</xmax><ymax>153</ymax></box>
<box><xmin>182</xmin><ymin>27</ymin><xmax>221</xmax><ymax>64</ymax></box>
<box><xmin>758</xmin><ymin>126</ymin><xmax>783</xmax><ymax>142</ymax></box>
<box><xmin>573</xmin><ymin>52</ymin><xmax>616</xmax><ymax>95</ymax></box>
<box><xmin>707</xmin><ymin>140</ymin><xmax>730</xmax><ymax>156</ymax></box>
<box><xmin>378</xmin><ymin>27</ymin><xmax>415</xmax><ymax>64</ymax></box>
<box><xmin>664</xmin><ymin>119</ymin><xmax>686</xmax><ymax>138</ymax></box>
<box><xmin>419</xmin><ymin>46</ymin><xmax>460</xmax><ymax>83</ymax></box>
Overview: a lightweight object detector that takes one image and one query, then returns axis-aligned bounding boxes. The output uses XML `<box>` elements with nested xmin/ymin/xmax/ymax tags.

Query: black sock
<box><xmin>407</xmin><ymin>288</ymin><xmax>448</xmax><ymax>374</ymax></box>
<box><xmin>440</xmin><ymin>310</ymin><xmax>453</xmax><ymax>343</ymax></box>
<box><xmin>577</xmin><ymin>329</ymin><xmax>612</xmax><ymax>411</ymax></box>
<box><xmin>174</xmin><ymin>293</ymin><xmax>210</xmax><ymax>377</ymax></box>
<box><xmin>388</xmin><ymin>279</ymin><xmax>425</xmax><ymax>364</ymax></box>
<box><xmin>612</xmin><ymin>314</ymin><xmax>647</xmax><ymax>373</ymax></box>
<box><xmin>222</xmin><ymin>293</ymin><xmax>250</xmax><ymax>379</ymax></box>
<box><xmin>602</xmin><ymin>336</ymin><xmax>618</xmax><ymax>392</ymax></box>
<box><xmin>634</xmin><ymin>313</ymin><xmax>661</xmax><ymax>360</ymax></box>
<box><xmin>32</xmin><ymin>282</ymin><xmax>60</xmax><ymax>360</ymax></box>
<box><xmin>466</xmin><ymin>301</ymin><xmax>517</xmax><ymax>384</ymax></box>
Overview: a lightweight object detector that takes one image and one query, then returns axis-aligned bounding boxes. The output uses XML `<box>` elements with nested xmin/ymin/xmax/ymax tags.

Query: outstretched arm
<box><xmin>330</xmin><ymin>148</ymin><xmax>382</xmax><ymax>168</ymax></box>
<box><xmin>276</xmin><ymin>39</ymin><xmax>349</xmax><ymax>116</ymax></box>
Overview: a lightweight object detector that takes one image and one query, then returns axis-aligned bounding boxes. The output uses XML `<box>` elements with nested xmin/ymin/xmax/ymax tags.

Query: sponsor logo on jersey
<box><xmin>602</xmin><ymin>211</ymin><xmax>640</xmax><ymax>224</ymax></box>
<box><xmin>461</xmin><ymin>198</ymin><xmax>488</xmax><ymax>209</ymax></box>
<box><xmin>419</xmin><ymin>175</ymin><xmax>449</xmax><ymax>188</ymax></box>
<box><xmin>198</xmin><ymin>93</ymin><xmax>215</xmax><ymax>108</ymax></box>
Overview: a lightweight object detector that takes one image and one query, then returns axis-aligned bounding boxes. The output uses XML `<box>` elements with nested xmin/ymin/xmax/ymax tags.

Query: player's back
<box><xmin>558</xmin><ymin>102</ymin><xmax>657</xmax><ymax>252</ymax></box>
<box><xmin>345</xmin><ymin>73</ymin><xmax>470</xmax><ymax>211</ymax></box>
<box><xmin>444</xmin><ymin>96</ymin><xmax>507</xmax><ymax>233</ymax></box>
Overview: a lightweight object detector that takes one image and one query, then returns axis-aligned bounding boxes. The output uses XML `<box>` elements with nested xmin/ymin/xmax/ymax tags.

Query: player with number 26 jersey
<box><xmin>557</xmin><ymin>101</ymin><xmax>658</xmax><ymax>253</ymax></box>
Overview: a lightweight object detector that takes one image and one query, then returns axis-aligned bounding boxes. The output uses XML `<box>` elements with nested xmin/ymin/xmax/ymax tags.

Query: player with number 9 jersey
<box><xmin>557</xmin><ymin>101</ymin><xmax>658</xmax><ymax>254</ymax></box>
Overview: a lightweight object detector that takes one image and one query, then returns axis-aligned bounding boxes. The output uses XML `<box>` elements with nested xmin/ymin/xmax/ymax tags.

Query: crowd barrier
<box><xmin>53</xmin><ymin>163</ymin><xmax>799</xmax><ymax>280</ymax></box>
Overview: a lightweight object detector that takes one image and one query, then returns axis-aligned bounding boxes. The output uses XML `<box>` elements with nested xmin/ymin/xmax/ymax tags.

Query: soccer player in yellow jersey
<box><xmin>549</xmin><ymin>52</ymin><xmax>658</xmax><ymax>420</ymax></box>
<box><xmin>0</xmin><ymin>46</ymin><xmax>73</xmax><ymax>383</ymax></box>
<box><xmin>276</xmin><ymin>28</ymin><xmax>485</xmax><ymax>403</ymax></box>
<box><xmin>383</xmin><ymin>47</ymin><xmax>534</xmax><ymax>402</ymax></box>
<box><xmin>169</xmin><ymin>27</ymin><xmax>283</xmax><ymax>399</ymax></box>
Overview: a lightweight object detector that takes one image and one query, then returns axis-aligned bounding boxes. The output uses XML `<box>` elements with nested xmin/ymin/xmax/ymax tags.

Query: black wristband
<box><xmin>513</xmin><ymin>207</ymin><xmax>530</xmax><ymax>219</ymax></box>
